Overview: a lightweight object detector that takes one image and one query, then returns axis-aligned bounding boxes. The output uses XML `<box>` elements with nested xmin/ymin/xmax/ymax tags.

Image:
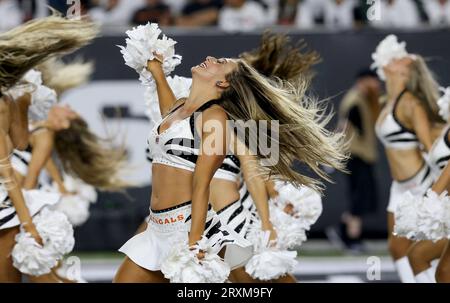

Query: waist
<box><xmin>147</xmin><ymin>201</ymin><xmax>214</xmax><ymax>233</ymax></box>
<box><xmin>393</xmin><ymin>163</ymin><xmax>432</xmax><ymax>185</ymax></box>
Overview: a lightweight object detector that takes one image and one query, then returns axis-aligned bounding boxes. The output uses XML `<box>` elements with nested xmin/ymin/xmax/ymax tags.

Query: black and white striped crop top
<box><xmin>146</xmin><ymin>100</ymin><xmax>241</xmax><ymax>182</ymax></box>
<box><xmin>428</xmin><ymin>125</ymin><xmax>450</xmax><ymax>172</ymax></box>
<box><xmin>375</xmin><ymin>89</ymin><xmax>420</xmax><ymax>150</ymax></box>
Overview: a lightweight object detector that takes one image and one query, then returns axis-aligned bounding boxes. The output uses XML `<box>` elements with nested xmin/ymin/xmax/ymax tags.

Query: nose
<box><xmin>206</xmin><ymin>56</ymin><xmax>217</xmax><ymax>62</ymax></box>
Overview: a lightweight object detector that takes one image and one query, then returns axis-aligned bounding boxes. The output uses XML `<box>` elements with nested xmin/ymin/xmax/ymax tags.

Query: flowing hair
<box><xmin>406</xmin><ymin>55</ymin><xmax>444</xmax><ymax>123</ymax></box>
<box><xmin>37</xmin><ymin>57</ymin><xmax>94</xmax><ymax>96</ymax></box>
<box><xmin>240</xmin><ymin>31</ymin><xmax>321</xmax><ymax>81</ymax></box>
<box><xmin>0</xmin><ymin>13</ymin><xmax>98</xmax><ymax>91</ymax></box>
<box><xmin>54</xmin><ymin>118</ymin><xmax>129</xmax><ymax>191</ymax></box>
<box><xmin>219</xmin><ymin>60</ymin><xmax>347</xmax><ymax>192</ymax></box>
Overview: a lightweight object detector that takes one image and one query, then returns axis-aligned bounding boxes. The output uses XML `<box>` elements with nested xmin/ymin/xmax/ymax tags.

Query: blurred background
<box><xmin>3</xmin><ymin>0</ymin><xmax>450</xmax><ymax>282</ymax></box>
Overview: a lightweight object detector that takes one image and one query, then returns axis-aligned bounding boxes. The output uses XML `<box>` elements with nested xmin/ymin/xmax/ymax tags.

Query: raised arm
<box><xmin>188</xmin><ymin>106</ymin><xmax>228</xmax><ymax>246</ymax></box>
<box><xmin>22</xmin><ymin>129</ymin><xmax>54</xmax><ymax>190</ymax></box>
<box><xmin>146</xmin><ymin>56</ymin><xmax>177</xmax><ymax>117</ymax></box>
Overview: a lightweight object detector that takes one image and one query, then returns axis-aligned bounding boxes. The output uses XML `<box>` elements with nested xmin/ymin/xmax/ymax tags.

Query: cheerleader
<box><xmin>404</xmin><ymin>122</ymin><xmax>449</xmax><ymax>283</ymax></box>
<box><xmin>7</xmin><ymin>65</ymin><xmax>127</xmax><ymax>282</ymax></box>
<box><xmin>114</xmin><ymin>28</ymin><xmax>346</xmax><ymax>283</ymax></box>
<box><xmin>372</xmin><ymin>35</ymin><xmax>444</xmax><ymax>283</ymax></box>
<box><xmin>210</xmin><ymin>33</ymin><xmax>321</xmax><ymax>283</ymax></box>
<box><xmin>410</xmin><ymin>88</ymin><xmax>450</xmax><ymax>282</ymax></box>
<box><xmin>0</xmin><ymin>15</ymin><xmax>98</xmax><ymax>282</ymax></box>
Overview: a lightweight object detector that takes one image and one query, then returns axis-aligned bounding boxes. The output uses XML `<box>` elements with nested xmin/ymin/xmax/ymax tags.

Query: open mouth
<box><xmin>199</xmin><ymin>62</ymin><xmax>207</xmax><ymax>68</ymax></box>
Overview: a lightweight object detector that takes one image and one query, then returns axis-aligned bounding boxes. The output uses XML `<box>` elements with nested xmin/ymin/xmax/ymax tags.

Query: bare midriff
<box><xmin>209</xmin><ymin>178</ymin><xmax>240</xmax><ymax>212</ymax></box>
<box><xmin>150</xmin><ymin>164</ymin><xmax>194</xmax><ymax>211</ymax></box>
<box><xmin>385</xmin><ymin>148</ymin><xmax>425</xmax><ymax>181</ymax></box>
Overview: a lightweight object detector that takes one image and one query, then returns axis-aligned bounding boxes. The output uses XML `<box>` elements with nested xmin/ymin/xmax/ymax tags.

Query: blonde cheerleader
<box><xmin>0</xmin><ymin>14</ymin><xmax>98</xmax><ymax>282</ymax></box>
<box><xmin>395</xmin><ymin>87</ymin><xmax>450</xmax><ymax>282</ymax></box>
<box><xmin>114</xmin><ymin>24</ymin><xmax>346</xmax><ymax>283</ymax></box>
<box><xmin>372</xmin><ymin>35</ymin><xmax>444</xmax><ymax>283</ymax></box>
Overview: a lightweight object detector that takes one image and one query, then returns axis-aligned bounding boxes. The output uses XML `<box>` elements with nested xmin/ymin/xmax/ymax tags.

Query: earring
<box><xmin>216</xmin><ymin>81</ymin><xmax>222</xmax><ymax>86</ymax></box>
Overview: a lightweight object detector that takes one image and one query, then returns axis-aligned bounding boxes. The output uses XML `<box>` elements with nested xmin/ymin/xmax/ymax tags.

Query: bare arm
<box><xmin>236</xmin><ymin>136</ymin><xmax>273</xmax><ymax>231</ymax></box>
<box><xmin>22</xmin><ymin>130</ymin><xmax>54</xmax><ymax>190</ymax></box>
<box><xmin>431</xmin><ymin>163</ymin><xmax>450</xmax><ymax>194</ymax></box>
<box><xmin>146</xmin><ymin>56</ymin><xmax>177</xmax><ymax>117</ymax></box>
<box><xmin>45</xmin><ymin>157</ymin><xmax>68</xmax><ymax>194</ymax></box>
<box><xmin>0</xmin><ymin>129</ymin><xmax>42</xmax><ymax>244</ymax></box>
<box><xmin>408</xmin><ymin>96</ymin><xmax>434</xmax><ymax>152</ymax></box>
<box><xmin>189</xmin><ymin>107</ymin><xmax>228</xmax><ymax>246</ymax></box>
<box><xmin>9</xmin><ymin>94</ymin><xmax>31</xmax><ymax>150</ymax></box>
<box><xmin>432</xmin><ymin>132</ymin><xmax>450</xmax><ymax>194</ymax></box>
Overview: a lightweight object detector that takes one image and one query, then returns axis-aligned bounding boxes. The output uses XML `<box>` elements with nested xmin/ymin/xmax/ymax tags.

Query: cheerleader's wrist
<box><xmin>261</xmin><ymin>221</ymin><xmax>274</xmax><ymax>231</ymax></box>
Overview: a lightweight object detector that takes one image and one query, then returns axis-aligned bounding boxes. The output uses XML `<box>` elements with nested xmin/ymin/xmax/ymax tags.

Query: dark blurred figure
<box><xmin>132</xmin><ymin>0</ymin><xmax>171</xmax><ymax>25</ymax></box>
<box><xmin>175</xmin><ymin>0</ymin><xmax>223</xmax><ymax>27</ymax></box>
<box><xmin>327</xmin><ymin>69</ymin><xmax>382</xmax><ymax>254</ymax></box>
<box><xmin>278</xmin><ymin>0</ymin><xmax>299</xmax><ymax>25</ymax></box>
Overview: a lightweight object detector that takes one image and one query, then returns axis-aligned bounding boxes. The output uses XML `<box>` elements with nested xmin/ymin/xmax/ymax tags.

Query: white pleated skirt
<box><xmin>119</xmin><ymin>202</ymin><xmax>253</xmax><ymax>272</ymax></box>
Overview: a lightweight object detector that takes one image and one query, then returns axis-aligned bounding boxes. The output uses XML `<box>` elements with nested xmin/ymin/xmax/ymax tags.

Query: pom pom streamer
<box><xmin>12</xmin><ymin>231</ymin><xmax>58</xmax><ymax>276</ymax></box>
<box><xmin>269</xmin><ymin>205</ymin><xmax>308</xmax><ymax>249</ymax></box>
<box><xmin>244</xmin><ymin>231</ymin><xmax>297</xmax><ymax>281</ymax></box>
<box><xmin>52</xmin><ymin>194</ymin><xmax>90</xmax><ymax>227</ymax></box>
<box><xmin>5</xmin><ymin>69</ymin><xmax>57</xmax><ymax>121</ymax></box>
<box><xmin>61</xmin><ymin>174</ymin><xmax>97</xmax><ymax>204</ymax></box>
<box><xmin>371</xmin><ymin>35</ymin><xmax>410</xmax><ymax>80</ymax></box>
<box><xmin>41</xmin><ymin>174</ymin><xmax>97</xmax><ymax>226</ymax></box>
<box><xmin>274</xmin><ymin>181</ymin><xmax>323</xmax><ymax>229</ymax></box>
<box><xmin>118</xmin><ymin>23</ymin><xmax>182</xmax><ymax>86</ymax></box>
<box><xmin>12</xmin><ymin>208</ymin><xmax>75</xmax><ymax>276</ymax></box>
<box><xmin>437</xmin><ymin>86</ymin><xmax>450</xmax><ymax>121</ymax></box>
<box><xmin>161</xmin><ymin>236</ymin><xmax>230</xmax><ymax>283</ymax></box>
<box><xmin>394</xmin><ymin>190</ymin><xmax>450</xmax><ymax>241</ymax></box>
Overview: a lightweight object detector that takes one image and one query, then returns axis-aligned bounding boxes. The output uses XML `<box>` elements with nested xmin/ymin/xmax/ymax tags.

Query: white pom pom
<box><xmin>437</xmin><ymin>87</ymin><xmax>450</xmax><ymax>121</ymax></box>
<box><xmin>161</xmin><ymin>237</ymin><xmax>230</xmax><ymax>283</ymax></box>
<box><xmin>275</xmin><ymin>182</ymin><xmax>323</xmax><ymax>229</ymax></box>
<box><xmin>415</xmin><ymin>190</ymin><xmax>449</xmax><ymax>242</ymax></box>
<box><xmin>5</xmin><ymin>69</ymin><xmax>57</xmax><ymax>121</ymax></box>
<box><xmin>53</xmin><ymin>195</ymin><xmax>90</xmax><ymax>227</ymax></box>
<box><xmin>393</xmin><ymin>191</ymin><xmax>420</xmax><ymax>240</ymax></box>
<box><xmin>371</xmin><ymin>35</ymin><xmax>410</xmax><ymax>80</ymax></box>
<box><xmin>245</xmin><ymin>231</ymin><xmax>297</xmax><ymax>281</ymax></box>
<box><xmin>118</xmin><ymin>23</ymin><xmax>182</xmax><ymax>86</ymax></box>
<box><xmin>12</xmin><ymin>231</ymin><xmax>58</xmax><ymax>276</ymax></box>
<box><xmin>28</xmin><ymin>84</ymin><xmax>57</xmax><ymax>121</ymax></box>
<box><xmin>61</xmin><ymin>174</ymin><xmax>97</xmax><ymax>203</ymax></box>
<box><xmin>270</xmin><ymin>206</ymin><xmax>308</xmax><ymax>249</ymax></box>
<box><xmin>34</xmin><ymin>208</ymin><xmax>75</xmax><ymax>255</ymax></box>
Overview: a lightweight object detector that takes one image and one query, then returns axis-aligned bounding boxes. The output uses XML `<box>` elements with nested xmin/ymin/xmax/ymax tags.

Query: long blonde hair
<box><xmin>0</xmin><ymin>13</ymin><xmax>98</xmax><ymax>91</ymax></box>
<box><xmin>219</xmin><ymin>60</ymin><xmax>348</xmax><ymax>192</ymax></box>
<box><xmin>240</xmin><ymin>31</ymin><xmax>321</xmax><ymax>82</ymax></box>
<box><xmin>54</xmin><ymin>118</ymin><xmax>129</xmax><ymax>191</ymax></box>
<box><xmin>37</xmin><ymin>58</ymin><xmax>94</xmax><ymax>96</ymax></box>
<box><xmin>406</xmin><ymin>55</ymin><xmax>444</xmax><ymax>123</ymax></box>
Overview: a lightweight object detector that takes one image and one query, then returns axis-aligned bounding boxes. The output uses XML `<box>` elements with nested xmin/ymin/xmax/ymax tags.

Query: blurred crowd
<box><xmin>1</xmin><ymin>0</ymin><xmax>450</xmax><ymax>32</ymax></box>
